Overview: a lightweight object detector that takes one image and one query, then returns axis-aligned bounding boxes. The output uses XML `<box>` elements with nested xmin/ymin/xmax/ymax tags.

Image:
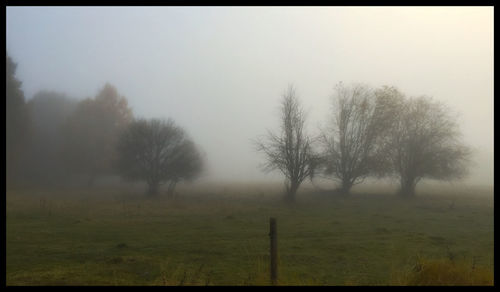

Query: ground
<box><xmin>5</xmin><ymin>182</ymin><xmax>494</xmax><ymax>285</ymax></box>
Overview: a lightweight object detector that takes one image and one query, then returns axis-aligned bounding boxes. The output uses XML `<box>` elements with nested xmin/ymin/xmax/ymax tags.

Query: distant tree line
<box><xmin>6</xmin><ymin>53</ymin><xmax>470</xmax><ymax>200</ymax></box>
<box><xmin>257</xmin><ymin>83</ymin><xmax>471</xmax><ymax>201</ymax></box>
<box><xmin>6</xmin><ymin>53</ymin><xmax>203</xmax><ymax>196</ymax></box>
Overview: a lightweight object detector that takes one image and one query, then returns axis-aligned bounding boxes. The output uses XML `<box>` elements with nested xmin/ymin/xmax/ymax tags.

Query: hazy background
<box><xmin>6</xmin><ymin>6</ymin><xmax>493</xmax><ymax>186</ymax></box>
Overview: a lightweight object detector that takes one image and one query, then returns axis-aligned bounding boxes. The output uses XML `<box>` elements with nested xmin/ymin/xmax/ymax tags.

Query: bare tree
<box><xmin>376</xmin><ymin>87</ymin><xmax>471</xmax><ymax>197</ymax></box>
<box><xmin>116</xmin><ymin>118</ymin><xmax>203</xmax><ymax>197</ymax></box>
<box><xmin>319</xmin><ymin>82</ymin><xmax>393</xmax><ymax>195</ymax></box>
<box><xmin>256</xmin><ymin>85</ymin><xmax>317</xmax><ymax>203</ymax></box>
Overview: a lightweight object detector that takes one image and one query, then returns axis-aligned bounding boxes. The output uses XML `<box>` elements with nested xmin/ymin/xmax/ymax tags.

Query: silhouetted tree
<box><xmin>378</xmin><ymin>88</ymin><xmax>471</xmax><ymax>197</ymax></box>
<box><xmin>116</xmin><ymin>118</ymin><xmax>203</xmax><ymax>196</ymax></box>
<box><xmin>256</xmin><ymin>85</ymin><xmax>317</xmax><ymax>203</ymax></box>
<box><xmin>62</xmin><ymin>83</ymin><xmax>133</xmax><ymax>186</ymax></box>
<box><xmin>318</xmin><ymin>83</ymin><xmax>393</xmax><ymax>195</ymax></box>
<box><xmin>165</xmin><ymin>139</ymin><xmax>204</xmax><ymax>197</ymax></box>
<box><xmin>6</xmin><ymin>53</ymin><xmax>30</xmax><ymax>185</ymax></box>
<box><xmin>24</xmin><ymin>91</ymin><xmax>79</xmax><ymax>185</ymax></box>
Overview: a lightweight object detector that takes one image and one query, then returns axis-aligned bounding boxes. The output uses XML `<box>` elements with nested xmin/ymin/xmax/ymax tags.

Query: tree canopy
<box><xmin>62</xmin><ymin>83</ymin><xmax>133</xmax><ymax>185</ymax></box>
<box><xmin>116</xmin><ymin>118</ymin><xmax>204</xmax><ymax>196</ymax></box>
<box><xmin>380</xmin><ymin>92</ymin><xmax>472</xmax><ymax>196</ymax></box>
<box><xmin>6</xmin><ymin>53</ymin><xmax>30</xmax><ymax>184</ymax></box>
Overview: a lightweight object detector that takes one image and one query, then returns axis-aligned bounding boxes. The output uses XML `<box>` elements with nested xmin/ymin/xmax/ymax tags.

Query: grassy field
<box><xmin>6</xmin><ymin>182</ymin><xmax>494</xmax><ymax>285</ymax></box>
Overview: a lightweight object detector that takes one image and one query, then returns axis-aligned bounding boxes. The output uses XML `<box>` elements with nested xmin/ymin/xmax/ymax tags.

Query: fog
<box><xmin>6</xmin><ymin>6</ymin><xmax>493</xmax><ymax>186</ymax></box>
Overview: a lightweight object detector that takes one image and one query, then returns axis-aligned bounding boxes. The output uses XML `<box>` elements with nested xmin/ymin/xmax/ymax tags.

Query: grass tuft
<box><xmin>392</xmin><ymin>256</ymin><xmax>493</xmax><ymax>286</ymax></box>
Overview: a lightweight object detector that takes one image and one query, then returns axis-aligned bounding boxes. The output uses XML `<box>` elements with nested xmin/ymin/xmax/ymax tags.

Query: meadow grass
<box><xmin>6</xmin><ymin>182</ymin><xmax>493</xmax><ymax>285</ymax></box>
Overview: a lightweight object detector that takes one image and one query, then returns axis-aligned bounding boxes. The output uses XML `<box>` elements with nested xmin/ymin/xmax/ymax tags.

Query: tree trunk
<box><xmin>147</xmin><ymin>181</ymin><xmax>160</xmax><ymax>197</ymax></box>
<box><xmin>167</xmin><ymin>180</ymin><xmax>177</xmax><ymax>198</ymax></box>
<box><xmin>339</xmin><ymin>179</ymin><xmax>353</xmax><ymax>196</ymax></box>
<box><xmin>284</xmin><ymin>189</ymin><xmax>296</xmax><ymax>203</ymax></box>
<box><xmin>399</xmin><ymin>176</ymin><xmax>416</xmax><ymax>197</ymax></box>
<box><xmin>284</xmin><ymin>180</ymin><xmax>299</xmax><ymax>203</ymax></box>
<box><xmin>87</xmin><ymin>173</ymin><xmax>96</xmax><ymax>187</ymax></box>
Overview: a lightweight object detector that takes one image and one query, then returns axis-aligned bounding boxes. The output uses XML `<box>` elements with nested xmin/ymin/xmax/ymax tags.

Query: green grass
<box><xmin>6</xmin><ymin>183</ymin><xmax>494</xmax><ymax>285</ymax></box>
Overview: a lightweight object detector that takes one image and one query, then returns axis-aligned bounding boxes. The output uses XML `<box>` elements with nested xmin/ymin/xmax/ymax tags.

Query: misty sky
<box><xmin>6</xmin><ymin>6</ymin><xmax>493</xmax><ymax>185</ymax></box>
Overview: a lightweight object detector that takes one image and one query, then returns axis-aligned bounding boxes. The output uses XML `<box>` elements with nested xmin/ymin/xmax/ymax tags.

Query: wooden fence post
<box><xmin>269</xmin><ymin>217</ymin><xmax>278</xmax><ymax>285</ymax></box>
